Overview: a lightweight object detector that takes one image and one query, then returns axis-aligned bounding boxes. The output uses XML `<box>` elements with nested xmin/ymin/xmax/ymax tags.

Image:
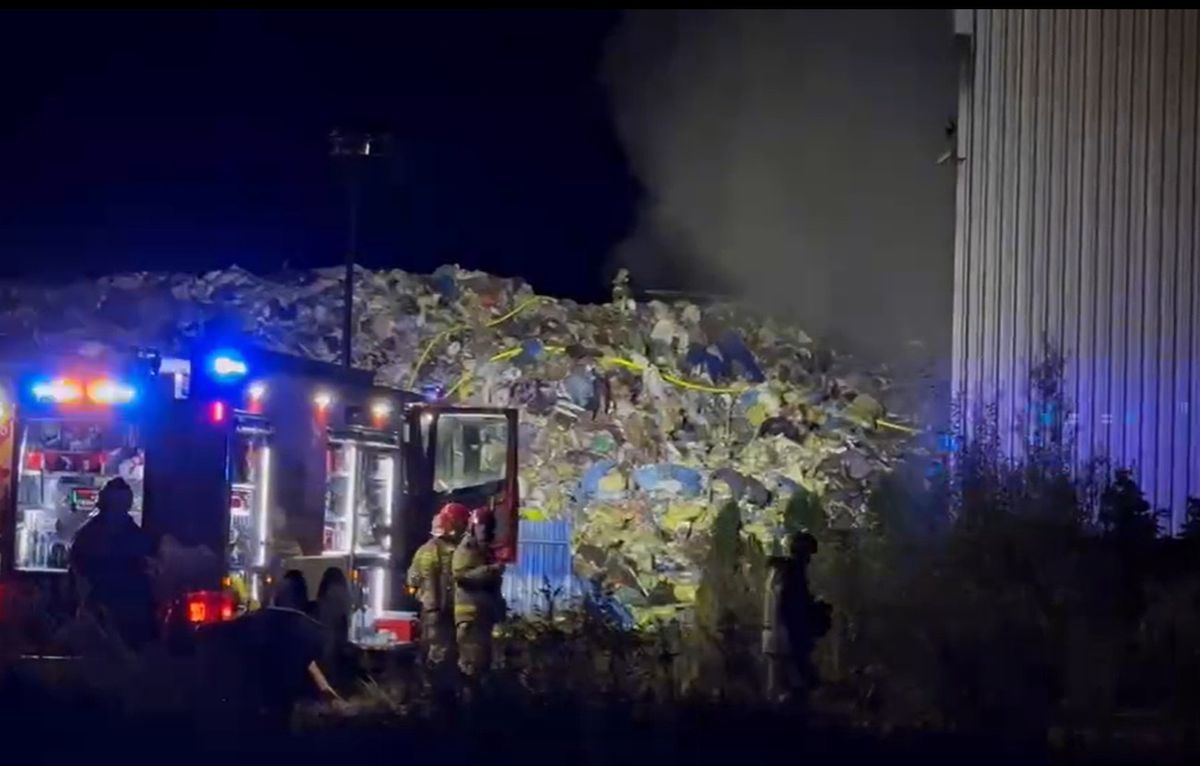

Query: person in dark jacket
<box><xmin>69</xmin><ymin>477</ymin><xmax>156</xmax><ymax>650</ymax></box>
<box><xmin>762</xmin><ymin>532</ymin><xmax>830</xmax><ymax>706</ymax></box>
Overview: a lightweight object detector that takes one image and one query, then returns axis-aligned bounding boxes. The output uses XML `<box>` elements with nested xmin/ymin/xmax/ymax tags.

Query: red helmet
<box><xmin>430</xmin><ymin>514</ymin><xmax>448</xmax><ymax>537</ymax></box>
<box><xmin>439</xmin><ymin>502</ymin><xmax>471</xmax><ymax>534</ymax></box>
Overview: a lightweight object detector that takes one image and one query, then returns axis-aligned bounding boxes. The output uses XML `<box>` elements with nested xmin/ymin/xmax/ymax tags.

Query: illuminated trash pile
<box><xmin>0</xmin><ymin>264</ymin><xmax>919</xmax><ymax>621</ymax></box>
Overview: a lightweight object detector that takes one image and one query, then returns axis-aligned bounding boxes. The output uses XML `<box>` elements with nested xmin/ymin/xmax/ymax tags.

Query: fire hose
<box><xmin>409</xmin><ymin>297</ymin><xmax>920</xmax><ymax>435</ymax></box>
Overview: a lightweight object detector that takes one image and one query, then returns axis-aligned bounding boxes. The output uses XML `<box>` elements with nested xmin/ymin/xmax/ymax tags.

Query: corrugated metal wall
<box><xmin>501</xmin><ymin>518</ymin><xmax>583</xmax><ymax>616</ymax></box>
<box><xmin>953</xmin><ymin>9</ymin><xmax>1200</xmax><ymax>528</ymax></box>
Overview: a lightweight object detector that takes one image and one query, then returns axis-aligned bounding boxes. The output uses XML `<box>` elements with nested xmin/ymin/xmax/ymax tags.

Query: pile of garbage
<box><xmin>0</xmin><ymin>265</ymin><xmax>920</xmax><ymax>621</ymax></box>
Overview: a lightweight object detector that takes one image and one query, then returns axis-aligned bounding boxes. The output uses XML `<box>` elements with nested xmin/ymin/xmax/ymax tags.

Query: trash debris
<box><xmin>0</xmin><ymin>264</ymin><xmax>920</xmax><ymax>620</ymax></box>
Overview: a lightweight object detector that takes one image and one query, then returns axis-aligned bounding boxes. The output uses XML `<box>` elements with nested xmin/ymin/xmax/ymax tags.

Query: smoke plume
<box><xmin>604</xmin><ymin>9</ymin><xmax>957</xmax><ymax>381</ymax></box>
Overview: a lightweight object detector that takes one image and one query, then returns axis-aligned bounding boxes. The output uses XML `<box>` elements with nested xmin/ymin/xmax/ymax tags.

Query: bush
<box><xmin>780</xmin><ymin>342</ymin><xmax>1200</xmax><ymax>742</ymax></box>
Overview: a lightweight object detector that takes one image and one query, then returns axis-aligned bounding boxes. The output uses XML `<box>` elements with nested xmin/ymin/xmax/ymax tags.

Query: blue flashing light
<box><xmin>31</xmin><ymin>378</ymin><xmax>83</xmax><ymax>404</ymax></box>
<box><xmin>420</xmin><ymin>383</ymin><xmax>444</xmax><ymax>403</ymax></box>
<box><xmin>207</xmin><ymin>349</ymin><xmax>248</xmax><ymax>380</ymax></box>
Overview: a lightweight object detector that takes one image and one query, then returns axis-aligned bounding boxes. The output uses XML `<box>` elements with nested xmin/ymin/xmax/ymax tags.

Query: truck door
<box><xmin>419</xmin><ymin>408</ymin><xmax>519</xmax><ymax>563</ymax></box>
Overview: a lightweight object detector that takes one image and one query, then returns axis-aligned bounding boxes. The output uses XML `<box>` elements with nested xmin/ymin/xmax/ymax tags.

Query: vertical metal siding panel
<box><xmin>1030</xmin><ymin>10</ymin><xmax>1055</xmax><ymax>452</ymax></box>
<box><xmin>1113</xmin><ymin>12</ymin><xmax>1136</xmax><ymax>469</ymax></box>
<box><xmin>1011</xmin><ymin>10</ymin><xmax>1037</xmax><ymax>457</ymax></box>
<box><xmin>1191</xmin><ymin>8</ymin><xmax>1200</xmax><ymax>513</ymax></box>
<box><xmin>1075</xmin><ymin>9</ymin><xmax>1099</xmax><ymax>470</ymax></box>
<box><xmin>982</xmin><ymin>11</ymin><xmax>1007</xmax><ymax>413</ymax></box>
<box><xmin>998</xmin><ymin>9</ymin><xmax>1021</xmax><ymax>450</ymax></box>
<box><xmin>1068</xmin><ymin>10</ymin><xmax>1093</xmax><ymax>468</ymax></box>
<box><xmin>1125</xmin><ymin>11</ymin><xmax>1149</xmax><ymax>478</ymax></box>
<box><xmin>1175</xmin><ymin>10</ymin><xmax>1198</xmax><ymax>517</ymax></box>
<box><xmin>1076</xmin><ymin>11</ymin><xmax>1102</xmax><ymax>473</ymax></box>
<box><xmin>1095</xmin><ymin>9</ymin><xmax>1119</xmax><ymax>464</ymax></box>
<box><xmin>968</xmin><ymin>10</ymin><xmax>994</xmax><ymax>426</ymax></box>
<box><xmin>1048</xmin><ymin>11</ymin><xmax>1069</xmax><ymax>371</ymax></box>
<box><xmin>1140</xmin><ymin>12</ymin><xmax>1166</xmax><ymax>502</ymax></box>
<box><xmin>1159</xmin><ymin>11</ymin><xmax>1184</xmax><ymax>527</ymax></box>
<box><xmin>952</xmin><ymin>22</ymin><xmax>973</xmax><ymax>406</ymax></box>
<box><xmin>1062</xmin><ymin>10</ymin><xmax>1084</xmax><ymax>454</ymax></box>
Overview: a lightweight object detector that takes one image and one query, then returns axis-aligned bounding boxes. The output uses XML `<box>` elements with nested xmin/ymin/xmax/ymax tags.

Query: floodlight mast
<box><xmin>330</xmin><ymin>130</ymin><xmax>392</xmax><ymax>368</ymax></box>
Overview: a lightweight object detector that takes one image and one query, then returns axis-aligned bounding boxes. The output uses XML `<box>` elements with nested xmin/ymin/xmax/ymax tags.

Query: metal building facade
<box><xmin>953</xmin><ymin>9</ymin><xmax>1200</xmax><ymax>527</ymax></box>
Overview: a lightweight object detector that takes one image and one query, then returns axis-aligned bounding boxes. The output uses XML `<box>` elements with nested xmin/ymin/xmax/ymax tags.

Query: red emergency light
<box><xmin>184</xmin><ymin>591</ymin><xmax>235</xmax><ymax>625</ymax></box>
<box><xmin>31</xmin><ymin>377</ymin><xmax>136</xmax><ymax>406</ymax></box>
<box><xmin>247</xmin><ymin>382</ymin><xmax>266</xmax><ymax>414</ymax></box>
<box><xmin>370</xmin><ymin>399</ymin><xmax>393</xmax><ymax>428</ymax></box>
<box><xmin>210</xmin><ymin>401</ymin><xmax>227</xmax><ymax>424</ymax></box>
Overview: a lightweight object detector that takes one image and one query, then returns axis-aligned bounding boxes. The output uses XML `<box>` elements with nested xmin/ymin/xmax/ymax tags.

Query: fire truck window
<box><xmin>434</xmin><ymin>415</ymin><xmax>507</xmax><ymax>492</ymax></box>
<box><xmin>323</xmin><ymin>442</ymin><xmax>353</xmax><ymax>553</ymax></box>
<box><xmin>355</xmin><ymin>450</ymin><xmax>395</xmax><ymax>555</ymax></box>
<box><xmin>14</xmin><ymin>420</ymin><xmax>145</xmax><ymax>572</ymax></box>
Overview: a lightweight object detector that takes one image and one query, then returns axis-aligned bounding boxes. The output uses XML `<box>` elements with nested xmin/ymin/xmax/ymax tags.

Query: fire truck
<box><xmin>0</xmin><ymin>343</ymin><xmax>157</xmax><ymax>638</ymax></box>
<box><xmin>0</xmin><ymin>339</ymin><xmax>519</xmax><ymax>652</ymax></box>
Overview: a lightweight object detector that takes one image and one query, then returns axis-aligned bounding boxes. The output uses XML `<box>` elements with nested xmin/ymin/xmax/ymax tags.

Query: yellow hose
<box><xmin>407</xmin><ymin>296</ymin><xmax>550</xmax><ymax>387</ymax></box>
<box><xmin>411</xmin><ymin>299</ymin><xmax>922</xmax><ymax>437</ymax></box>
<box><xmin>442</xmin><ymin>344</ymin><xmax>565</xmax><ymax>399</ymax></box>
<box><xmin>877</xmin><ymin>418</ymin><xmax>921</xmax><ymax>435</ymax></box>
<box><xmin>442</xmin><ymin>370</ymin><xmax>473</xmax><ymax>399</ymax></box>
<box><xmin>598</xmin><ymin>355</ymin><xmax>746</xmax><ymax>394</ymax></box>
<box><xmin>483</xmin><ymin>296</ymin><xmax>550</xmax><ymax>328</ymax></box>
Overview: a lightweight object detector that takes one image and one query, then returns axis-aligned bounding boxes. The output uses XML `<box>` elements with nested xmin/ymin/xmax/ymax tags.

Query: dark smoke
<box><xmin>604</xmin><ymin>9</ymin><xmax>957</xmax><ymax>383</ymax></box>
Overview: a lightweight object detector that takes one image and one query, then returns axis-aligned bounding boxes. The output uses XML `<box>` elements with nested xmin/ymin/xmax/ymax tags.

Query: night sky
<box><xmin>0</xmin><ymin>11</ymin><xmax>637</xmax><ymax>301</ymax></box>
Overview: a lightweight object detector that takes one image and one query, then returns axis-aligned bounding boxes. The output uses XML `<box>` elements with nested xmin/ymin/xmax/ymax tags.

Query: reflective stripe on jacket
<box><xmin>452</xmin><ymin>539</ymin><xmax>502</xmax><ymax>622</ymax></box>
<box><xmin>407</xmin><ymin>537</ymin><xmax>456</xmax><ymax>614</ymax></box>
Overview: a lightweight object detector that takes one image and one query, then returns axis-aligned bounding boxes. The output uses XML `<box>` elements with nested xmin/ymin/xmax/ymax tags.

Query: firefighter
<box><xmin>762</xmin><ymin>531</ymin><xmax>829</xmax><ymax>707</ymax></box>
<box><xmin>452</xmin><ymin>506</ymin><xmax>506</xmax><ymax>693</ymax></box>
<box><xmin>69</xmin><ymin>477</ymin><xmax>156</xmax><ymax>650</ymax></box>
<box><xmin>612</xmin><ymin>267</ymin><xmax>634</xmax><ymax>311</ymax></box>
<box><xmin>407</xmin><ymin>502</ymin><xmax>468</xmax><ymax>671</ymax></box>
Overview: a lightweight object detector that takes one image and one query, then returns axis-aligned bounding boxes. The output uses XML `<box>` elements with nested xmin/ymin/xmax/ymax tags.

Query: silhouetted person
<box><xmin>69</xmin><ymin>478</ymin><xmax>156</xmax><ymax>650</ymax></box>
<box><xmin>763</xmin><ymin>531</ymin><xmax>830</xmax><ymax>707</ymax></box>
<box><xmin>198</xmin><ymin>588</ymin><xmax>339</xmax><ymax>730</ymax></box>
<box><xmin>316</xmin><ymin>567</ymin><xmax>351</xmax><ymax>681</ymax></box>
<box><xmin>274</xmin><ymin>570</ymin><xmax>312</xmax><ymax>614</ymax></box>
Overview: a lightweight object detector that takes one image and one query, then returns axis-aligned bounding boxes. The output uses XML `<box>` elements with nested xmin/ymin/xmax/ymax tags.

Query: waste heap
<box><xmin>0</xmin><ymin>265</ymin><xmax>920</xmax><ymax>622</ymax></box>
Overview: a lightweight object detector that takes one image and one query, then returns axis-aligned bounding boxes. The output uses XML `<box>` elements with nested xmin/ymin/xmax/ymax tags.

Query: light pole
<box><xmin>330</xmin><ymin>129</ymin><xmax>393</xmax><ymax>368</ymax></box>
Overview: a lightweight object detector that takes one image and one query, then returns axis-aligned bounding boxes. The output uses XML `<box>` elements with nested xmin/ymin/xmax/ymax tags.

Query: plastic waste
<box><xmin>632</xmin><ymin>464</ymin><xmax>704</xmax><ymax>498</ymax></box>
<box><xmin>0</xmin><ymin>263</ymin><xmax>917</xmax><ymax>620</ymax></box>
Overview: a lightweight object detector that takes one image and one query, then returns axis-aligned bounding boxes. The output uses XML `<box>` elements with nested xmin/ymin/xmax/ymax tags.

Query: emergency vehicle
<box><xmin>0</xmin><ymin>343</ymin><xmax>157</xmax><ymax>631</ymax></box>
<box><xmin>0</xmin><ymin>339</ymin><xmax>519</xmax><ymax>653</ymax></box>
<box><xmin>180</xmin><ymin>343</ymin><xmax>520</xmax><ymax>649</ymax></box>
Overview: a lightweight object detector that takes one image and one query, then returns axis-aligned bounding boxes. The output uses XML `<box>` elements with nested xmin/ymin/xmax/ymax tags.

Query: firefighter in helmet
<box><xmin>452</xmin><ymin>506</ymin><xmax>506</xmax><ymax>691</ymax></box>
<box><xmin>407</xmin><ymin>502</ymin><xmax>469</xmax><ymax>672</ymax></box>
